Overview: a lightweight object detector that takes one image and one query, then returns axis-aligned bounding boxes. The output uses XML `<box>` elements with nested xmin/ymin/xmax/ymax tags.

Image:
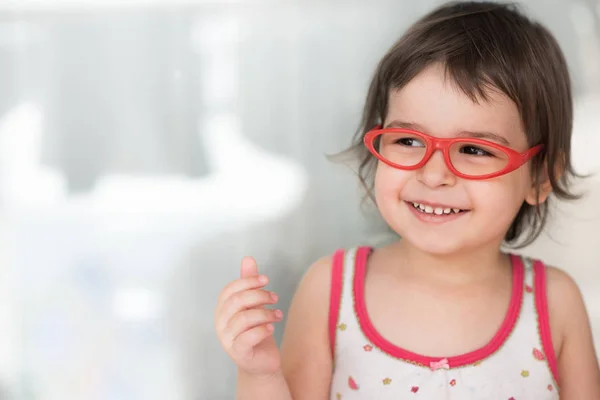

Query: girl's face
<box><xmin>374</xmin><ymin>63</ymin><xmax>550</xmax><ymax>255</ymax></box>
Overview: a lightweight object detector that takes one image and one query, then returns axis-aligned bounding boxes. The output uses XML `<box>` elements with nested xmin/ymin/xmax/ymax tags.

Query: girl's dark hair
<box><xmin>343</xmin><ymin>1</ymin><xmax>581</xmax><ymax>247</ymax></box>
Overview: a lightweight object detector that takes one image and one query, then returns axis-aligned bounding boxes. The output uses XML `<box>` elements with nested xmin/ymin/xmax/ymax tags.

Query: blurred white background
<box><xmin>0</xmin><ymin>0</ymin><xmax>597</xmax><ymax>399</ymax></box>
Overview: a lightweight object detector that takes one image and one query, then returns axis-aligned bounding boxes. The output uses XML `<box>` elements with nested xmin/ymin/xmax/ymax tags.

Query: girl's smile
<box><xmin>405</xmin><ymin>200</ymin><xmax>470</xmax><ymax>224</ymax></box>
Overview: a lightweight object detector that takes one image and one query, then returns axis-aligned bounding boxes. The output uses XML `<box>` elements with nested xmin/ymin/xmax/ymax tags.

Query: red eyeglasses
<box><xmin>364</xmin><ymin>126</ymin><xmax>543</xmax><ymax>180</ymax></box>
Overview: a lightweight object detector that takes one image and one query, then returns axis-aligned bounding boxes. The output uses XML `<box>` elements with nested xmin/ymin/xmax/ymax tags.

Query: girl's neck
<box><xmin>390</xmin><ymin>240</ymin><xmax>510</xmax><ymax>286</ymax></box>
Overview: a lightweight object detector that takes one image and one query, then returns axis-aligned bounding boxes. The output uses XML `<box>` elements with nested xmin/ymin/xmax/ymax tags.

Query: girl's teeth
<box><xmin>411</xmin><ymin>202</ymin><xmax>464</xmax><ymax>215</ymax></box>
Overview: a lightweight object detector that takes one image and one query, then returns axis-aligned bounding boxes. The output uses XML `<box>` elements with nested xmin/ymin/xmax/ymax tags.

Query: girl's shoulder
<box><xmin>278</xmin><ymin>253</ymin><xmax>338</xmax><ymax>397</ymax></box>
<box><xmin>283</xmin><ymin>253</ymin><xmax>338</xmax><ymax>332</ymax></box>
<box><xmin>294</xmin><ymin>254</ymin><xmax>336</xmax><ymax>298</ymax></box>
<box><xmin>543</xmin><ymin>264</ymin><xmax>589</xmax><ymax>353</ymax></box>
<box><xmin>295</xmin><ymin>247</ymin><xmax>364</xmax><ymax>290</ymax></box>
<box><xmin>541</xmin><ymin>264</ymin><xmax>600</xmax><ymax>395</ymax></box>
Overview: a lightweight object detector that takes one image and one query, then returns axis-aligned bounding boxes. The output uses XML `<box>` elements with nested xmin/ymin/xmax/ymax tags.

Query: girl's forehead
<box><xmin>386</xmin><ymin>66</ymin><xmax>527</xmax><ymax>147</ymax></box>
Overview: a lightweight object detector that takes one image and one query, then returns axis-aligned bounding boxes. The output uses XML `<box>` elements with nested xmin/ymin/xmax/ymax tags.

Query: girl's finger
<box><xmin>216</xmin><ymin>289</ymin><xmax>278</xmax><ymax>332</ymax></box>
<box><xmin>216</xmin><ymin>275</ymin><xmax>269</xmax><ymax>313</ymax></box>
<box><xmin>230</xmin><ymin>323</ymin><xmax>275</xmax><ymax>355</ymax></box>
<box><xmin>225</xmin><ymin>308</ymin><xmax>283</xmax><ymax>343</ymax></box>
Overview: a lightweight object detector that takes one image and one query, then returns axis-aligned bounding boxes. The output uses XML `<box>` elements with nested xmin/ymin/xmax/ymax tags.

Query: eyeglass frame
<box><xmin>363</xmin><ymin>125</ymin><xmax>544</xmax><ymax>180</ymax></box>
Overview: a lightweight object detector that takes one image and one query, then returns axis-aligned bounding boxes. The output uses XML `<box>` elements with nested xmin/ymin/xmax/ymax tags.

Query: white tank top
<box><xmin>328</xmin><ymin>247</ymin><xmax>559</xmax><ymax>400</ymax></box>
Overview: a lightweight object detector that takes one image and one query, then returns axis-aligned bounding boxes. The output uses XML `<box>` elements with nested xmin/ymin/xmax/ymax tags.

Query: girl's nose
<box><xmin>415</xmin><ymin>150</ymin><xmax>457</xmax><ymax>188</ymax></box>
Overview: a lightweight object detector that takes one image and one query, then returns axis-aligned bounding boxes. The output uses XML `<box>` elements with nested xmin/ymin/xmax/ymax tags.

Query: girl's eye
<box><xmin>396</xmin><ymin>138</ymin><xmax>425</xmax><ymax>147</ymax></box>
<box><xmin>460</xmin><ymin>145</ymin><xmax>494</xmax><ymax>157</ymax></box>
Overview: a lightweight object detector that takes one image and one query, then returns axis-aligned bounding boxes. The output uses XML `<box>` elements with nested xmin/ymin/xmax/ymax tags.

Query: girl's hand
<box><xmin>215</xmin><ymin>256</ymin><xmax>284</xmax><ymax>377</ymax></box>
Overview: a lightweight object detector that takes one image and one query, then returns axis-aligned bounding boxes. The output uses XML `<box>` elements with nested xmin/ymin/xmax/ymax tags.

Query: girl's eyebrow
<box><xmin>384</xmin><ymin>119</ymin><xmax>512</xmax><ymax>146</ymax></box>
<box><xmin>384</xmin><ymin>120</ymin><xmax>424</xmax><ymax>130</ymax></box>
<box><xmin>456</xmin><ymin>130</ymin><xmax>512</xmax><ymax>147</ymax></box>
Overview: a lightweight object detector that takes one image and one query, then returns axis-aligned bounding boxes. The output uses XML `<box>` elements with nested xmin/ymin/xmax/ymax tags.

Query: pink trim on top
<box><xmin>353</xmin><ymin>246</ymin><xmax>525</xmax><ymax>367</ymax></box>
<box><xmin>328</xmin><ymin>249</ymin><xmax>345</xmax><ymax>357</ymax></box>
<box><xmin>533</xmin><ymin>260</ymin><xmax>560</xmax><ymax>385</ymax></box>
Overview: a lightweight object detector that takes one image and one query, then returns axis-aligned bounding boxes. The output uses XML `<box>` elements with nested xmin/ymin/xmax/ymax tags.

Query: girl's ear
<box><xmin>524</xmin><ymin>176</ymin><xmax>552</xmax><ymax>206</ymax></box>
<box><xmin>524</xmin><ymin>156</ymin><xmax>563</xmax><ymax>206</ymax></box>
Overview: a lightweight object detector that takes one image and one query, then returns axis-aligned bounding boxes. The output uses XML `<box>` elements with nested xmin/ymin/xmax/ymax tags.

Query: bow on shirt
<box><xmin>430</xmin><ymin>358</ymin><xmax>450</xmax><ymax>371</ymax></box>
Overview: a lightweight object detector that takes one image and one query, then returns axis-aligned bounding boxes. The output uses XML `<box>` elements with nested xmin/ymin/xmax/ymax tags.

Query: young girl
<box><xmin>214</xmin><ymin>1</ymin><xmax>600</xmax><ymax>399</ymax></box>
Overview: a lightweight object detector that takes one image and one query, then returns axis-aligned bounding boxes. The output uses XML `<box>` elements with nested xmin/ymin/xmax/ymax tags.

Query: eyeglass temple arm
<box><xmin>521</xmin><ymin>144</ymin><xmax>544</xmax><ymax>162</ymax></box>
